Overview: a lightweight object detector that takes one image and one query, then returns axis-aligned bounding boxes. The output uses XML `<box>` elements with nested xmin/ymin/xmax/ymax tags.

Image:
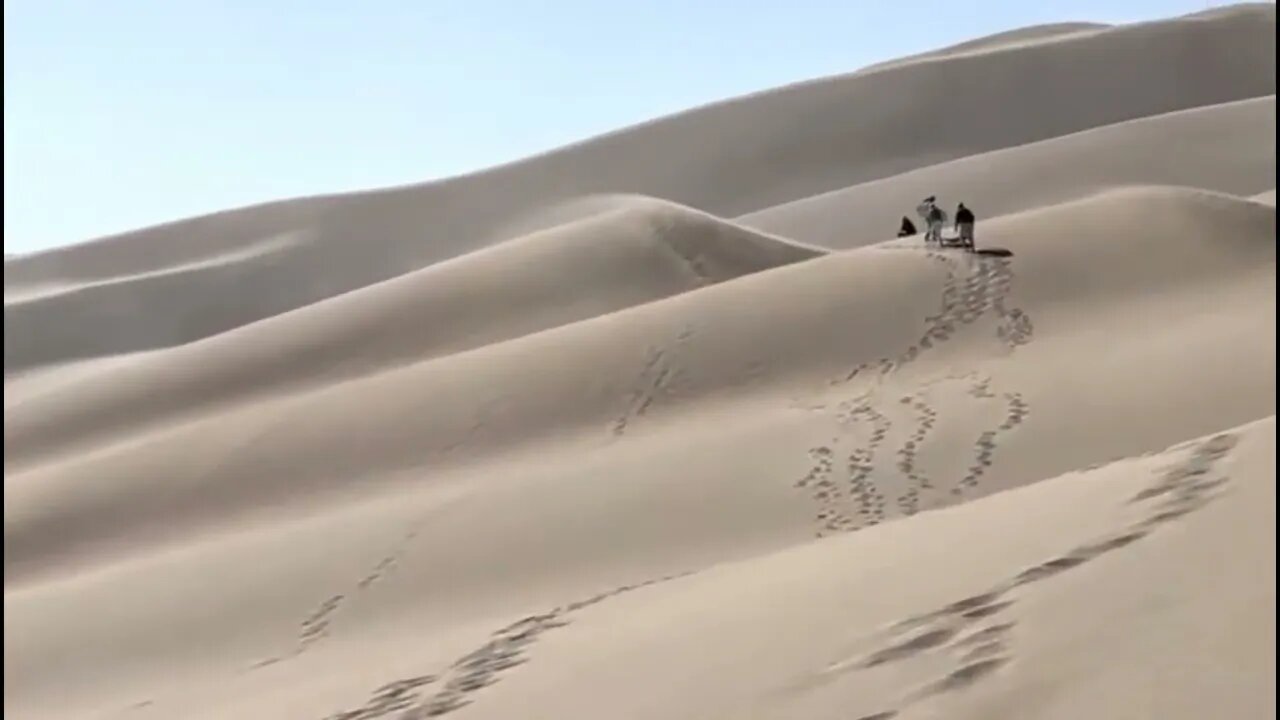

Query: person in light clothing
<box><xmin>916</xmin><ymin>196</ymin><xmax>946</xmax><ymax>245</ymax></box>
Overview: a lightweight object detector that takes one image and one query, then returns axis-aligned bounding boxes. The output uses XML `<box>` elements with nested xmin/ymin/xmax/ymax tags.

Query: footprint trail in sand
<box><xmin>831</xmin><ymin>431</ymin><xmax>1242</xmax><ymax>718</ymax></box>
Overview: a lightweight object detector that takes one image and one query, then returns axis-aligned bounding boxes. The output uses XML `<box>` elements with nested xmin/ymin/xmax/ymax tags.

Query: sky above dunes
<box><xmin>3</xmin><ymin>0</ymin><xmax>1237</xmax><ymax>253</ymax></box>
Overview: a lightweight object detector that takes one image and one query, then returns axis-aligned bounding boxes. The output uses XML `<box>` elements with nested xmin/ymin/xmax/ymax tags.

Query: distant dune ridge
<box><xmin>742</xmin><ymin>96</ymin><xmax>1276</xmax><ymax>247</ymax></box>
<box><xmin>3</xmin><ymin>4</ymin><xmax>1275</xmax><ymax>720</ymax></box>
<box><xmin>4</xmin><ymin>2</ymin><xmax>1274</xmax><ymax>370</ymax></box>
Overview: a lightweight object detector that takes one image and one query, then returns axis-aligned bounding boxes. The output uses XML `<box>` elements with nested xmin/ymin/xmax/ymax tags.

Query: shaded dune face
<box><xmin>2</xmin><ymin>5</ymin><xmax>1275</xmax><ymax>720</ymax></box>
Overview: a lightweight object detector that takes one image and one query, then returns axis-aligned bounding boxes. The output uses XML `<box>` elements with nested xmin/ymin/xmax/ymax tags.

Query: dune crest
<box><xmin>859</xmin><ymin>21</ymin><xmax>1108</xmax><ymax>73</ymax></box>
<box><xmin>5</xmin><ymin>4</ymin><xmax>1274</xmax><ymax>373</ymax></box>
<box><xmin>741</xmin><ymin>96</ymin><xmax>1276</xmax><ymax>247</ymax></box>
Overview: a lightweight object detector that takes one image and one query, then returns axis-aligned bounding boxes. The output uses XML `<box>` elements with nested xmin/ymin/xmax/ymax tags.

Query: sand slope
<box><xmin>438</xmin><ymin>418</ymin><xmax>1275</xmax><ymax>720</ymax></box>
<box><xmin>3</xmin><ymin>201</ymin><xmax>819</xmax><ymax>468</ymax></box>
<box><xmin>4</xmin><ymin>5</ymin><xmax>1276</xmax><ymax>720</ymax></box>
<box><xmin>742</xmin><ymin>96</ymin><xmax>1276</xmax><ymax>247</ymax></box>
<box><xmin>4</xmin><ymin>4</ymin><xmax>1274</xmax><ymax>372</ymax></box>
<box><xmin>6</xmin><ymin>185</ymin><xmax>1274</xmax><ymax>588</ymax></box>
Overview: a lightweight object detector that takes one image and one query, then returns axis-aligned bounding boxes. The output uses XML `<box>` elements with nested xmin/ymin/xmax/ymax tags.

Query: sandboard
<box><xmin>932</xmin><ymin>241</ymin><xmax>1013</xmax><ymax>257</ymax></box>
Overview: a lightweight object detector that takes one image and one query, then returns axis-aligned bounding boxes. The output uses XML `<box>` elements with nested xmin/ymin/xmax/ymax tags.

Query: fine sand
<box><xmin>4</xmin><ymin>4</ymin><xmax>1275</xmax><ymax>720</ymax></box>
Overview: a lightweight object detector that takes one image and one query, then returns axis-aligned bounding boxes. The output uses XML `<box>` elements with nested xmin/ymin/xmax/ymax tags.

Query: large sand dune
<box><xmin>4</xmin><ymin>3</ymin><xmax>1274</xmax><ymax>372</ymax></box>
<box><xmin>3</xmin><ymin>201</ymin><xmax>820</xmax><ymax>468</ymax></box>
<box><xmin>4</xmin><ymin>4</ymin><xmax>1275</xmax><ymax>719</ymax></box>
<box><xmin>741</xmin><ymin>96</ymin><xmax>1276</xmax><ymax>247</ymax></box>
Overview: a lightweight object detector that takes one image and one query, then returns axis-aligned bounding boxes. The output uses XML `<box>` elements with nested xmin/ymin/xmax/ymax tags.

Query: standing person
<box><xmin>898</xmin><ymin>216</ymin><xmax>917</xmax><ymax>237</ymax></box>
<box><xmin>916</xmin><ymin>196</ymin><xmax>944</xmax><ymax>245</ymax></box>
<box><xmin>954</xmin><ymin>203</ymin><xmax>976</xmax><ymax>249</ymax></box>
<box><xmin>915</xmin><ymin>197</ymin><xmax>934</xmax><ymax>242</ymax></box>
<box><xmin>928</xmin><ymin>204</ymin><xmax>946</xmax><ymax>245</ymax></box>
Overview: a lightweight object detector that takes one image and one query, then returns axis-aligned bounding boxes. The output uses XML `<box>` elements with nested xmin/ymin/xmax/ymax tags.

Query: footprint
<box><xmin>923</xmin><ymin>657</ymin><xmax>1011</xmax><ymax>695</ymax></box>
<box><xmin>841</xmin><ymin>404</ymin><xmax>891</xmax><ymax>529</ymax></box>
<box><xmin>1130</xmin><ymin>434</ymin><xmax>1237</xmax><ymax>527</ymax></box>
<box><xmin>968</xmin><ymin>376</ymin><xmax>996</xmax><ymax>399</ymax></box>
<box><xmin>943</xmin><ymin>589</ymin><xmax>1008</xmax><ymax>616</ymax></box>
<box><xmin>612</xmin><ymin>348</ymin><xmax>671</xmax><ymax>436</ymax></box>
<box><xmin>1011</xmin><ymin>555</ymin><xmax>1091</xmax><ymax>587</ymax></box>
<box><xmin>370</xmin><ymin>571</ymin><xmax>695</xmax><ymax>718</ymax></box>
<box><xmin>955</xmin><ymin>392</ymin><xmax>1028</xmax><ymax>495</ymax></box>
<box><xmin>794</xmin><ymin>445</ymin><xmax>854</xmax><ymax>535</ymax></box>
<box><xmin>415</xmin><ymin>693</ymin><xmax>470</xmax><ymax>718</ymax></box>
<box><xmin>1142</xmin><ymin>499</ymin><xmax>1213</xmax><ymax>526</ymax></box>
<box><xmin>299</xmin><ymin>594</ymin><xmax>344</xmax><ymax>645</ymax></box>
<box><xmin>323</xmin><ymin>674</ymin><xmax>437</xmax><ymax>720</ymax></box>
<box><xmin>959</xmin><ymin>640</ymin><xmax>1007</xmax><ymax>663</ymax></box>
<box><xmin>895</xmin><ymin>395</ymin><xmax>939</xmax><ymax>516</ymax></box>
<box><xmin>1066</xmin><ymin>530</ymin><xmax>1148</xmax><ymax>561</ymax></box>
<box><xmin>952</xmin><ymin>622</ymin><xmax>1016</xmax><ymax>649</ymax></box>
<box><xmin>959</xmin><ymin>600</ymin><xmax>1015</xmax><ymax>620</ymax></box>
<box><xmin>862</xmin><ymin>627</ymin><xmax>961</xmax><ymax>668</ymax></box>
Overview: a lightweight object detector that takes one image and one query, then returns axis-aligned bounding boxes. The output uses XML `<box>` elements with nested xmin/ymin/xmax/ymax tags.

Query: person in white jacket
<box><xmin>916</xmin><ymin>196</ymin><xmax>946</xmax><ymax>245</ymax></box>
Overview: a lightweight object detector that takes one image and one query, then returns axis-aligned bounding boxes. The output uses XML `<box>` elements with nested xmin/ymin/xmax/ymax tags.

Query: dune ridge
<box><xmin>3</xmin><ymin>200</ymin><xmax>819</xmax><ymax>466</ymax></box>
<box><xmin>741</xmin><ymin>95</ymin><xmax>1276</xmax><ymax>247</ymax></box>
<box><xmin>5</xmin><ymin>4</ymin><xmax>1274</xmax><ymax>373</ymax></box>
<box><xmin>859</xmin><ymin>21</ymin><xmax>1109</xmax><ymax>73</ymax></box>
<box><xmin>6</xmin><ymin>186</ymin><xmax>1273</xmax><ymax>586</ymax></box>
<box><xmin>4</xmin><ymin>5</ymin><xmax>1275</xmax><ymax>719</ymax></box>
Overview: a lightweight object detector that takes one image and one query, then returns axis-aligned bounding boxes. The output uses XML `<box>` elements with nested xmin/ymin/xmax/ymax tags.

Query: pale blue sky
<box><xmin>5</xmin><ymin>0</ymin><xmax>1225</xmax><ymax>253</ymax></box>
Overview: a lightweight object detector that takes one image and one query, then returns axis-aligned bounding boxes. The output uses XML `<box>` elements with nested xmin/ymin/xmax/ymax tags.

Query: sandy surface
<box><xmin>4</xmin><ymin>4</ymin><xmax>1275</xmax><ymax>719</ymax></box>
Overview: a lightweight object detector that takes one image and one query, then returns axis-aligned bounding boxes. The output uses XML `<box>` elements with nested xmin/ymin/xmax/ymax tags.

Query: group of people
<box><xmin>897</xmin><ymin>196</ymin><xmax>976</xmax><ymax>249</ymax></box>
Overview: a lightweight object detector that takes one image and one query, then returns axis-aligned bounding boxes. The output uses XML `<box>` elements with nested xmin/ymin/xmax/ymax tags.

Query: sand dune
<box><xmin>4</xmin><ymin>201</ymin><xmax>820</xmax><ymax>468</ymax></box>
<box><xmin>741</xmin><ymin>96</ymin><xmax>1275</xmax><ymax>247</ymax></box>
<box><xmin>860</xmin><ymin>21</ymin><xmax>1108</xmax><ymax>72</ymax></box>
<box><xmin>4</xmin><ymin>5</ymin><xmax>1275</xmax><ymax>720</ymax></box>
<box><xmin>4</xmin><ymin>4</ymin><xmax>1273</xmax><ymax>372</ymax></box>
<box><xmin>2</xmin><ymin>231</ymin><xmax>305</xmax><ymax>304</ymax></box>
<box><xmin>415</xmin><ymin>419</ymin><xmax>1275</xmax><ymax>720</ymax></box>
<box><xmin>7</xmin><ymin>185</ymin><xmax>1274</xmax><ymax>581</ymax></box>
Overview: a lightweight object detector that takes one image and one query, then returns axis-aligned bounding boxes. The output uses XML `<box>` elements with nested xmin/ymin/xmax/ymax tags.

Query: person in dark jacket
<box><xmin>897</xmin><ymin>216</ymin><xmax>917</xmax><ymax>237</ymax></box>
<box><xmin>954</xmin><ymin>203</ymin><xmax>976</xmax><ymax>249</ymax></box>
